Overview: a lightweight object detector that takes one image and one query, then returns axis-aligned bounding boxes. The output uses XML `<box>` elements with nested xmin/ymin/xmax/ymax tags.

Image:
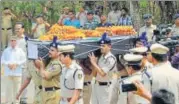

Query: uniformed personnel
<box><xmin>118</xmin><ymin>54</ymin><xmax>150</xmax><ymax>104</ymax></box>
<box><xmin>1</xmin><ymin>7</ymin><xmax>16</xmax><ymax>51</ymax></box>
<box><xmin>59</xmin><ymin>45</ymin><xmax>84</xmax><ymax>104</ymax></box>
<box><xmin>16</xmin><ymin>60</ymin><xmax>42</xmax><ymax>104</ymax></box>
<box><xmin>139</xmin><ymin>14</ymin><xmax>157</xmax><ymax>42</ymax></box>
<box><xmin>37</xmin><ymin>38</ymin><xmax>62</xmax><ymax>104</ymax></box>
<box><xmin>88</xmin><ymin>33</ymin><xmax>117</xmax><ymax>104</ymax></box>
<box><xmin>130</xmin><ymin>46</ymin><xmax>153</xmax><ymax>71</ymax></box>
<box><xmin>147</xmin><ymin>43</ymin><xmax>179</xmax><ymax>104</ymax></box>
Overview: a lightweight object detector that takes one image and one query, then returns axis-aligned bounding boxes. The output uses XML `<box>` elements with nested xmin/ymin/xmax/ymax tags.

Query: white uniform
<box><xmin>116</xmin><ymin>71</ymin><xmax>150</xmax><ymax>104</ymax></box>
<box><xmin>139</xmin><ymin>24</ymin><xmax>157</xmax><ymax>42</ymax></box>
<box><xmin>60</xmin><ymin>61</ymin><xmax>84</xmax><ymax>104</ymax></box>
<box><xmin>150</xmin><ymin>62</ymin><xmax>179</xmax><ymax>104</ymax></box>
<box><xmin>91</xmin><ymin>52</ymin><xmax>117</xmax><ymax>104</ymax></box>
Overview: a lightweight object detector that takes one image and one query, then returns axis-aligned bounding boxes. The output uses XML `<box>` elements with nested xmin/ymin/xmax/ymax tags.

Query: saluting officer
<box><xmin>37</xmin><ymin>37</ymin><xmax>62</xmax><ymax>104</ymax></box>
<box><xmin>118</xmin><ymin>54</ymin><xmax>150</xmax><ymax>104</ymax></box>
<box><xmin>88</xmin><ymin>33</ymin><xmax>117</xmax><ymax>104</ymax></box>
<box><xmin>59</xmin><ymin>45</ymin><xmax>84</xmax><ymax>104</ymax></box>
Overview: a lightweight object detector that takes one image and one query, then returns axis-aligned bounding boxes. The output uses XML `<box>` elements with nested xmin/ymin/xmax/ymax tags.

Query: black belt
<box><xmin>2</xmin><ymin>28</ymin><xmax>12</xmax><ymax>30</ymax></box>
<box><xmin>95</xmin><ymin>81</ymin><xmax>111</xmax><ymax>86</ymax></box>
<box><xmin>39</xmin><ymin>85</ymin><xmax>60</xmax><ymax>91</ymax></box>
<box><xmin>84</xmin><ymin>81</ymin><xmax>91</xmax><ymax>86</ymax></box>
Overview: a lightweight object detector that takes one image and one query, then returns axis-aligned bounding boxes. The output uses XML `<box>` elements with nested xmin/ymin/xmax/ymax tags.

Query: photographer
<box><xmin>32</xmin><ymin>15</ymin><xmax>50</xmax><ymax>39</ymax></box>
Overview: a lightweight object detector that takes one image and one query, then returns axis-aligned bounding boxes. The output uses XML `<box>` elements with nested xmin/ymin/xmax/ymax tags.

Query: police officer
<box><xmin>139</xmin><ymin>14</ymin><xmax>157</xmax><ymax>42</ymax></box>
<box><xmin>118</xmin><ymin>54</ymin><xmax>150</xmax><ymax>104</ymax></box>
<box><xmin>170</xmin><ymin>14</ymin><xmax>179</xmax><ymax>36</ymax></box>
<box><xmin>16</xmin><ymin>60</ymin><xmax>42</xmax><ymax>104</ymax></box>
<box><xmin>59</xmin><ymin>45</ymin><xmax>84</xmax><ymax>104</ymax></box>
<box><xmin>129</xmin><ymin>46</ymin><xmax>153</xmax><ymax>71</ymax></box>
<box><xmin>1</xmin><ymin>7</ymin><xmax>16</xmax><ymax>50</ymax></box>
<box><xmin>37</xmin><ymin>37</ymin><xmax>62</xmax><ymax>104</ymax></box>
<box><xmin>88</xmin><ymin>33</ymin><xmax>117</xmax><ymax>104</ymax></box>
<box><xmin>148</xmin><ymin>43</ymin><xmax>179</xmax><ymax>104</ymax></box>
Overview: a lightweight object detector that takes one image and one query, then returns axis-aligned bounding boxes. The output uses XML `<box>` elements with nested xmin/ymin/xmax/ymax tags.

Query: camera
<box><xmin>122</xmin><ymin>83</ymin><xmax>137</xmax><ymax>92</ymax></box>
<box><xmin>154</xmin><ymin>24</ymin><xmax>172</xmax><ymax>41</ymax></box>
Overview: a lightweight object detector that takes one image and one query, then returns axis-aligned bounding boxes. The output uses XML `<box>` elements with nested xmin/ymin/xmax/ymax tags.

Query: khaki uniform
<box><xmin>139</xmin><ymin>24</ymin><xmax>157</xmax><ymax>42</ymax></box>
<box><xmin>32</xmin><ymin>23</ymin><xmax>46</xmax><ymax>39</ymax></box>
<box><xmin>26</xmin><ymin>61</ymin><xmax>42</xmax><ymax>104</ymax></box>
<box><xmin>171</xmin><ymin>25</ymin><xmax>179</xmax><ymax>36</ymax></box>
<box><xmin>1</xmin><ymin>15</ymin><xmax>13</xmax><ymax>50</ymax></box>
<box><xmin>150</xmin><ymin>62</ymin><xmax>179</xmax><ymax>104</ymax></box>
<box><xmin>42</xmin><ymin>59</ymin><xmax>62</xmax><ymax>104</ymax></box>
<box><xmin>60</xmin><ymin>61</ymin><xmax>84</xmax><ymax>104</ymax></box>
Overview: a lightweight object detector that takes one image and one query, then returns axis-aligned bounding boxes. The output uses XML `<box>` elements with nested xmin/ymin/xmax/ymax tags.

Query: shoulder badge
<box><xmin>78</xmin><ymin>74</ymin><xmax>83</xmax><ymax>80</ymax></box>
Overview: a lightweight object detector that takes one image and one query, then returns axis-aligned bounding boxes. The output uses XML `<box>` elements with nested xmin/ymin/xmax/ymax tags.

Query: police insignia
<box><xmin>78</xmin><ymin>74</ymin><xmax>82</xmax><ymax>80</ymax></box>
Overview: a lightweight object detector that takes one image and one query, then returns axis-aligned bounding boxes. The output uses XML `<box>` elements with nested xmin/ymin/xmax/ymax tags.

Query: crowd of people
<box><xmin>1</xmin><ymin>5</ymin><xmax>179</xmax><ymax>104</ymax></box>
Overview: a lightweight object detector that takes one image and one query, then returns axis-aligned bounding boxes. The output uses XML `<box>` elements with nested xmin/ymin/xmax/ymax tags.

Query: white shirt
<box><xmin>17</xmin><ymin>35</ymin><xmax>27</xmax><ymax>53</ymax></box>
<box><xmin>96</xmin><ymin>52</ymin><xmax>117</xmax><ymax>82</ymax></box>
<box><xmin>60</xmin><ymin>61</ymin><xmax>84</xmax><ymax>98</ymax></box>
<box><xmin>150</xmin><ymin>62</ymin><xmax>179</xmax><ymax>104</ymax></box>
<box><xmin>108</xmin><ymin>10</ymin><xmax>121</xmax><ymax>25</ymax></box>
<box><xmin>1</xmin><ymin>46</ymin><xmax>26</xmax><ymax>76</ymax></box>
<box><xmin>139</xmin><ymin>24</ymin><xmax>157</xmax><ymax>42</ymax></box>
<box><xmin>76</xmin><ymin>11</ymin><xmax>87</xmax><ymax>27</ymax></box>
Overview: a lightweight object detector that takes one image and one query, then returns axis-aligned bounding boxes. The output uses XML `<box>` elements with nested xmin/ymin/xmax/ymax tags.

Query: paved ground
<box><xmin>1</xmin><ymin>75</ymin><xmax>35</xmax><ymax>104</ymax></box>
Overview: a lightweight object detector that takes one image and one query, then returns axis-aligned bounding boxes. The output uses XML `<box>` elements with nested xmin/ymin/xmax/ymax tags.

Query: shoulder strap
<box><xmin>105</xmin><ymin>56</ymin><xmax>117</xmax><ymax>71</ymax></box>
<box><xmin>73</xmin><ymin>68</ymin><xmax>79</xmax><ymax>80</ymax></box>
<box><xmin>143</xmin><ymin>70</ymin><xmax>153</xmax><ymax>88</ymax></box>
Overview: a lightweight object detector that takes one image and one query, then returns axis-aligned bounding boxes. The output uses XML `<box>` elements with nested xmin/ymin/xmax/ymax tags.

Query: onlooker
<box><xmin>83</xmin><ymin>11</ymin><xmax>99</xmax><ymax>30</ymax></box>
<box><xmin>1</xmin><ymin>7</ymin><xmax>16</xmax><ymax>51</ymax></box>
<box><xmin>117</xmin><ymin>7</ymin><xmax>132</xmax><ymax>26</ymax></box>
<box><xmin>14</xmin><ymin>22</ymin><xmax>27</xmax><ymax>53</ymax></box>
<box><xmin>139</xmin><ymin>14</ymin><xmax>157</xmax><ymax>42</ymax></box>
<box><xmin>94</xmin><ymin>10</ymin><xmax>101</xmax><ymax>24</ymax></box>
<box><xmin>58</xmin><ymin>7</ymin><xmax>70</xmax><ymax>25</ymax></box>
<box><xmin>107</xmin><ymin>3</ymin><xmax>121</xmax><ymax>25</ymax></box>
<box><xmin>32</xmin><ymin>15</ymin><xmax>50</xmax><ymax>39</ymax></box>
<box><xmin>1</xmin><ymin>36</ymin><xmax>26</xmax><ymax>104</ymax></box>
<box><xmin>171</xmin><ymin>44</ymin><xmax>179</xmax><ymax>69</ymax></box>
<box><xmin>170</xmin><ymin>14</ymin><xmax>179</xmax><ymax>36</ymax></box>
<box><xmin>76</xmin><ymin>7</ymin><xmax>87</xmax><ymax>27</ymax></box>
<box><xmin>98</xmin><ymin>15</ymin><xmax>112</xmax><ymax>27</ymax></box>
<box><xmin>63</xmin><ymin>10</ymin><xmax>80</xmax><ymax>28</ymax></box>
<box><xmin>14</xmin><ymin>22</ymin><xmax>29</xmax><ymax>103</ymax></box>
